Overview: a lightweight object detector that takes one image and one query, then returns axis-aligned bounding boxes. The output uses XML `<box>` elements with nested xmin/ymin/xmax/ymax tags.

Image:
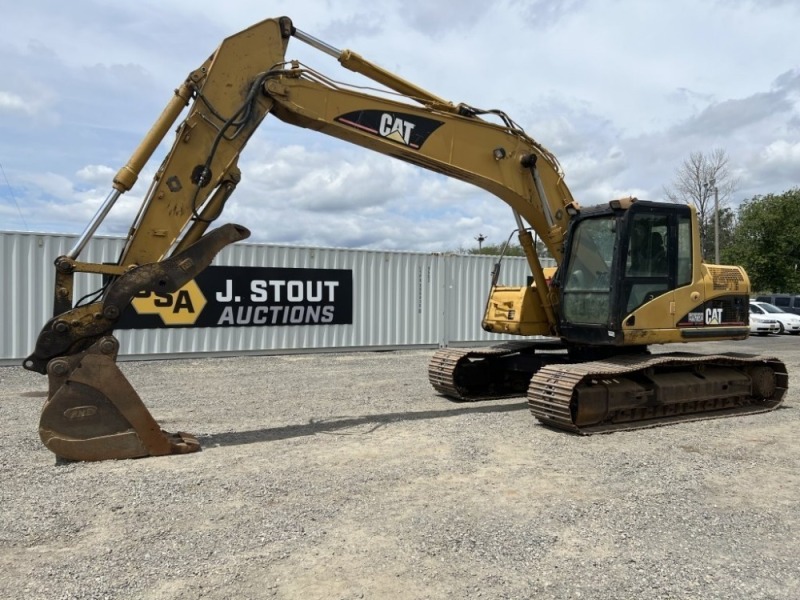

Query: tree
<box><xmin>702</xmin><ymin>206</ymin><xmax>736</xmax><ymax>262</ymax></box>
<box><xmin>724</xmin><ymin>189</ymin><xmax>800</xmax><ymax>293</ymax></box>
<box><xmin>464</xmin><ymin>242</ymin><xmax>525</xmax><ymax>256</ymax></box>
<box><xmin>664</xmin><ymin>149</ymin><xmax>738</xmax><ymax>260</ymax></box>
<box><xmin>462</xmin><ymin>239</ymin><xmax>548</xmax><ymax>257</ymax></box>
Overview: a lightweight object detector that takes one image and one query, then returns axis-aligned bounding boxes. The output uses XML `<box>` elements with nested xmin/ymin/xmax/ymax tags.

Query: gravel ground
<box><xmin>1</xmin><ymin>336</ymin><xmax>799</xmax><ymax>600</ymax></box>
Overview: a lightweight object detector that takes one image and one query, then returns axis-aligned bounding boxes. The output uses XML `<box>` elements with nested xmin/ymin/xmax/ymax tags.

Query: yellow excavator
<box><xmin>24</xmin><ymin>17</ymin><xmax>787</xmax><ymax>461</ymax></box>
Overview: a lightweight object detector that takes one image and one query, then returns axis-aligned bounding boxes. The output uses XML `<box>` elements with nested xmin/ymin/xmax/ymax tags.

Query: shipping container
<box><xmin>1</xmin><ymin>231</ymin><xmax>555</xmax><ymax>365</ymax></box>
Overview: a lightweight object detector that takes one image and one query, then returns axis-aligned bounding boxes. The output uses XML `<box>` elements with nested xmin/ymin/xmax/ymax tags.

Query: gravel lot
<box><xmin>1</xmin><ymin>336</ymin><xmax>799</xmax><ymax>600</ymax></box>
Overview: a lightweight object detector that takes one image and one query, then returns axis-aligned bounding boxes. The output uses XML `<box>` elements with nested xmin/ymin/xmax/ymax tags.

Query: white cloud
<box><xmin>761</xmin><ymin>139</ymin><xmax>800</xmax><ymax>165</ymax></box>
<box><xmin>0</xmin><ymin>91</ymin><xmax>35</xmax><ymax>115</ymax></box>
<box><xmin>0</xmin><ymin>86</ymin><xmax>56</xmax><ymax>121</ymax></box>
<box><xmin>76</xmin><ymin>165</ymin><xmax>115</xmax><ymax>183</ymax></box>
<box><xmin>2</xmin><ymin>0</ymin><xmax>800</xmax><ymax>250</ymax></box>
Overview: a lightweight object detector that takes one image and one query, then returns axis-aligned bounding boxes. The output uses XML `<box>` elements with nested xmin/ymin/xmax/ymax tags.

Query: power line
<box><xmin>0</xmin><ymin>161</ymin><xmax>29</xmax><ymax>230</ymax></box>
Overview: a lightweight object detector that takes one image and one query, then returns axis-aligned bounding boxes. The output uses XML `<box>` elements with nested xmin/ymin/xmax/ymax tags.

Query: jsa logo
<box><xmin>379</xmin><ymin>113</ymin><xmax>416</xmax><ymax>145</ymax></box>
<box><xmin>131</xmin><ymin>280</ymin><xmax>207</xmax><ymax>325</ymax></box>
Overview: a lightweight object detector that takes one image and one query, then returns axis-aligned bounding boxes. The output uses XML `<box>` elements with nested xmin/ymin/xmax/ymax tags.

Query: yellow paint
<box><xmin>131</xmin><ymin>280</ymin><xmax>207</xmax><ymax>325</ymax></box>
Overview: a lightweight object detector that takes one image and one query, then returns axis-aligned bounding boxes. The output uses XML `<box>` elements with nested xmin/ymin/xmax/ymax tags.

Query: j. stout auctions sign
<box><xmin>116</xmin><ymin>266</ymin><xmax>353</xmax><ymax>329</ymax></box>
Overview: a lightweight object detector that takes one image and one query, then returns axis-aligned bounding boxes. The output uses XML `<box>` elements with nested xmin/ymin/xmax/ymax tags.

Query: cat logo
<box><xmin>334</xmin><ymin>109</ymin><xmax>444</xmax><ymax>150</ymax></box>
<box><xmin>705</xmin><ymin>307</ymin><xmax>723</xmax><ymax>325</ymax></box>
<box><xmin>131</xmin><ymin>280</ymin><xmax>207</xmax><ymax>325</ymax></box>
<box><xmin>379</xmin><ymin>113</ymin><xmax>416</xmax><ymax>145</ymax></box>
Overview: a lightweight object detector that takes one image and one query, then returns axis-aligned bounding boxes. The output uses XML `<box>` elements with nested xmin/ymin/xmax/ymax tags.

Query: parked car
<box><xmin>754</xmin><ymin>294</ymin><xmax>800</xmax><ymax>316</ymax></box>
<box><xmin>748</xmin><ymin>310</ymin><xmax>781</xmax><ymax>336</ymax></box>
<box><xmin>749</xmin><ymin>300</ymin><xmax>800</xmax><ymax>334</ymax></box>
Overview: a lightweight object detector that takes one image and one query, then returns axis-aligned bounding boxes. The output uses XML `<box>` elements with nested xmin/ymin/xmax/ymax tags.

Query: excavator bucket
<box><xmin>25</xmin><ymin>224</ymin><xmax>252</xmax><ymax>460</ymax></box>
<box><xmin>40</xmin><ymin>336</ymin><xmax>199</xmax><ymax>461</ymax></box>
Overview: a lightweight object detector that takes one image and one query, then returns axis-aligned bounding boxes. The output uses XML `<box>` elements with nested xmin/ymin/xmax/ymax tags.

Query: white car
<box><xmin>749</xmin><ymin>301</ymin><xmax>800</xmax><ymax>335</ymax></box>
<box><xmin>748</xmin><ymin>311</ymin><xmax>780</xmax><ymax>336</ymax></box>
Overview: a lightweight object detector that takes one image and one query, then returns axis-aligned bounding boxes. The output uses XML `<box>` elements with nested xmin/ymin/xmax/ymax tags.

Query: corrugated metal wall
<box><xmin>1</xmin><ymin>231</ymin><xmax>554</xmax><ymax>364</ymax></box>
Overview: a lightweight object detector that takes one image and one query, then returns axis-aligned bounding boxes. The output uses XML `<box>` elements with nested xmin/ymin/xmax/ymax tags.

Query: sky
<box><xmin>1</xmin><ymin>0</ymin><xmax>799</xmax><ymax>253</ymax></box>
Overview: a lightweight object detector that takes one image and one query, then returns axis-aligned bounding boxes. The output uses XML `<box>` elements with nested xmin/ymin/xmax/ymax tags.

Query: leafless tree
<box><xmin>663</xmin><ymin>149</ymin><xmax>738</xmax><ymax>259</ymax></box>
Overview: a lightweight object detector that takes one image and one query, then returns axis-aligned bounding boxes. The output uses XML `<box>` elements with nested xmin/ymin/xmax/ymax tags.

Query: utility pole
<box><xmin>475</xmin><ymin>233</ymin><xmax>487</xmax><ymax>251</ymax></box>
<box><xmin>703</xmin><ymin>178</ymin><xmax>720</xmax><ymax>264</ymax></box>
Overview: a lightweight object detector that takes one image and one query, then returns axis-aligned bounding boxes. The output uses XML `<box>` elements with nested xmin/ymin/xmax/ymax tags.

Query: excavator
<box><xmin>24</xmin><ymin>16</ymin><xmax>787</xmax><ymax>461</ymax></box>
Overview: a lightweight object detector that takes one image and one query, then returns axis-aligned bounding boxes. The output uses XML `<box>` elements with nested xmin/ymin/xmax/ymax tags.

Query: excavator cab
<box><xmin>556</xmin><ymin>198</ymin><xmax>749</xmax><ymax>348</ymax></box>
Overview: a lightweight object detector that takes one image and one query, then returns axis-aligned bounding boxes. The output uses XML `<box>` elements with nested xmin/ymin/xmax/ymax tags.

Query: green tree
<box><xmin>724</xmin><ymin>189</ymin><xmax>800</xmax><ymax>293</ymax></box>
<box><xmin>703</xmin><ymin>206</ymin><xmax>736</xmax><ymax>263</ymax></box>
<box><xmin>461</xmin><ymin>239</ymin><xmax>548</xmax><ymax>257</ymax></box>
<box><xmin>465</xmin><ymin>242</ymin><xmax>526</xmax><ymax>256</ymax></box>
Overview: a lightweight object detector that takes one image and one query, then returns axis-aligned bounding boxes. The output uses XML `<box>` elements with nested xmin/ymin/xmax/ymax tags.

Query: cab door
<box><xmin>616</xmin><ymin>205</ymin><xmax>693</xmax><ymax>332</ymax></box>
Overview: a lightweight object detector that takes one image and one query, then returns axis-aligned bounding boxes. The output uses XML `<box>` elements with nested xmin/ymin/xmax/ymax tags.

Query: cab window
<box><xmin>624</xmin><ymin>213</ymin><xmax>669</xmax><ymax>314</ymax></box>
<box><xmin>677</xmin><ymin>215</ymin><xmax>692</xmax><ymax>286</ymax></box>
<box><xmin>626</xmin><ymin>214</ymin><xmax>668</xmax><ymax>277</ymax></box>
<box><xmin>561</xmin><ymin>216</ymin><xmax>615</xmax><ymax>325</ymax></box>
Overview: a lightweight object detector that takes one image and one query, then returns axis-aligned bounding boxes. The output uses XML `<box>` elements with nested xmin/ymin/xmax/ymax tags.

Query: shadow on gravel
<box><xmin>198</xmin><ymin>401</ymin><xmax>530</xmax><ymax>447</ymax></box>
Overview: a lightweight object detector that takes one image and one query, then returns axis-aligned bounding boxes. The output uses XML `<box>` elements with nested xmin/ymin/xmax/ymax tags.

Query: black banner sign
<box><xmin>115</xmin><ymin>266</ymin><xmax>353</xmax><ymax>329</ymax></box>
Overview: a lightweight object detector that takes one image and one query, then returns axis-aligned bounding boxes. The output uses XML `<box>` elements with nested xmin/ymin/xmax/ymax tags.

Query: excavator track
<box><xmin>428</xmin><ymin>341</ymin><xmax>568</xmax><ymax>401</ymax></box>
<box><xmin>528</xmin><ymin>352</ymin><xmax>787</xmax><ymax>434</ymax></box>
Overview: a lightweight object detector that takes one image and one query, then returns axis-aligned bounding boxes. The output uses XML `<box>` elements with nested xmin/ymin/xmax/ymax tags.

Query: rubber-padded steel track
<box><xmin>428</xmin><ymin>340</ymin><xmax>572</xmax><ymax>401</ymax></box>
<box><xmin>528</xmin><ymin>352</ymin><xmax>788</xmax><ymax>434</ymax></box>
<box><xmin>428</xmin><ymin>342</ymin><xmax>535</xmax><ymax>400</ymax></box>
